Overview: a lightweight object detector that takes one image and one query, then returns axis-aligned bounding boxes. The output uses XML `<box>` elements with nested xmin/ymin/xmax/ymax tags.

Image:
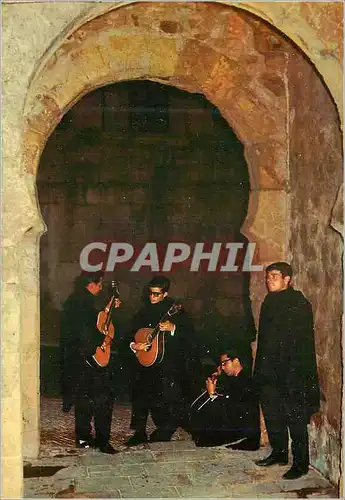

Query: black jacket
<box><xmin>61</xmin><ymin>287</ymin><xmax>106</xmax><ymax>364</ymax></box>
<box><xmin>254</xmin><ymin>287</ymin><xmax>320</xmax><ymax>417</ymax></box>
<box><xmin>60</xmin><ymin>287</ymin><xmax>112</xmax><ymax>408</ymax></box>
<box><xmin>130</xmin><ymin>297</ymin><xmax>201</xmax><ymax>398</ymax></box>
<box><xmin>190</xmin><ymin>368</ymin><xmax>260</xmax><ymax>444</ymax></box>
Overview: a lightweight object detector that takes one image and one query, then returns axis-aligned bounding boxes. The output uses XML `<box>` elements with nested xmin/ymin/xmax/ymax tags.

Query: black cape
<box><xmin>254</xmin><ymin>287</ymin><xmax>320</xmax><ymax>418</ymax></box>
<box><xmin>60</xmin><ymin>287</ymin><xmax>112</xmax><ymax>409</ymax></box>
<box><xmin>190</xmin><ymin>368</ymin><xmax>260</xmax><ymax>446</ymax></box>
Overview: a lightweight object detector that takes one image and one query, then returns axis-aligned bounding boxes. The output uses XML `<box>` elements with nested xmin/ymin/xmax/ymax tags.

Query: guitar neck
<box><xmin>105</xmin><ymin>295</ymin><xmax>117</xmax><ymax>329</ymax></box>
<box><xmin>149</xmin><ymin>308</ymin><xmax>175</xmax><ymax>342</ymax></box>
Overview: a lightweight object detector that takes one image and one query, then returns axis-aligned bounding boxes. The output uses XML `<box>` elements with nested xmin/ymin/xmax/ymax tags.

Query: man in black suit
<box><xmin>190</xmin><ymin>349</ymin><xmax>260</xmax><ymax>449</ymax></box>
<box><xmin>254</xmin><ymin>262</ymin><xmax>320</xmax><ymax>479</ymax></box>
<box><xmin>60</xmin><ymin>271</ymin><xmax>120</xmax><ymax>454</ymax></box>
<box><xmin>126</xmin><ymin>275</ymin><xmax>200</xmax><ymax>446</ymax></box>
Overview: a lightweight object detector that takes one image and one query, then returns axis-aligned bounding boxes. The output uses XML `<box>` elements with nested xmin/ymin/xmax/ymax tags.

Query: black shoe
<box><xmin>227</xmin><ymin>438</ymin><xmax>260</xmax><ymax>451</ymax></box>
<box><xmin>62</xmin><ymin>401</ymin><xmax>74</xmax><ymax>413</ymax></box>
<box><xmin>125</xmin><ymin>432</ymin><xmax>148</xmax><ymax>446</ymax></box>
<box><xmin>255</xmin><ymin>453</ymin><xmax>288</xmax><ymax>466</ymax></box>
<box><xmin>98</xmin><ymin>443</ymin><xmax>119</xmax><ymax>454</ymax></box>
<box><xmin>76</xmin><ymin>438</ymin><xmax>94</xmax><ymax>449</ymax></box>
<box><xmin>283</xmin><ymin>465</ymin><xmax>308</xmax><ymax>479</ymax></box>
<box><xmin>149</xmin><ymin>429</ymin><xmax>172</xmax><ymax>443</ymax></box>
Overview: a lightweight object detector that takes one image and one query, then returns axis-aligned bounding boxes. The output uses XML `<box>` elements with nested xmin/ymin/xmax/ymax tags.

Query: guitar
<box><xmin>86</xmin><ymin>281</ymin><xmax>120</xmax><ymax>369</ymax></box>
<box><xmin>134</xmin><ymin>302</ymin><xmax>182</xmax><ymax>367</ymax></box>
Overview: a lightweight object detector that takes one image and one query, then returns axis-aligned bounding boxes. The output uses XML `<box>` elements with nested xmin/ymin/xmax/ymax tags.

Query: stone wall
<box><xmin>288</xmin><ymin>49</ymin><xmax>343</xmax><ymax>485</ymax></box>
<box><xmin>1</xmin><ymin>2</ymin><xmax>343</xmax><ymax>498</ymax></box>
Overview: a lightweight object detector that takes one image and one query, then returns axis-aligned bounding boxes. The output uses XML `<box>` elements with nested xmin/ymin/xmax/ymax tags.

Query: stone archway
<box><xmin>23</xmin><ymin>1</ymin><xmax>291</xmax><ymax>328</ymax></box>
<box><xmin>3</xmin><ymin>2</ymin><xmax>342</xmax><ymax>497</ymax></box>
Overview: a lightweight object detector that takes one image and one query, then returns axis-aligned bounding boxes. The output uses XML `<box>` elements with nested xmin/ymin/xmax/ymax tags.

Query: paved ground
<box><xmin>24</xmin><ymin>397</ymin><xmax>339</xmax><ymax>498</ymax></box>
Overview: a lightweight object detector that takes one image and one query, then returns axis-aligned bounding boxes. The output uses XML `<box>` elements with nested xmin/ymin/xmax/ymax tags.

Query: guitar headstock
<box><xmin>167</xmin><ymin>303</ymin><xmax>183</xmax><ymax>317</ymax></box>
<box><xmin>111</xmin><ymin>280</ymin><xmax>120</xmax><ymax>298</ymax></box>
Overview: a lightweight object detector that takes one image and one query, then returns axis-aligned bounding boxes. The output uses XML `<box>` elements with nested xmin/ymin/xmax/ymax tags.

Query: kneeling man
<box><xmin>190</xmin><ymin>349</ymin><xmax>260</xmax><ymax>449</ymax></box>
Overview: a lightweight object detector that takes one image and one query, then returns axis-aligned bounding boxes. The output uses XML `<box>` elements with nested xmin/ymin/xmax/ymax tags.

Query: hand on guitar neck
<box><xmin>101</xmin><ymin>298</ymin><xmax>121</xmax><ymax>333</ymax></box>
<box><xmin>86</xmin><ymin>280</ymin><xmax>120</xmax><ymax>368</ymax></box>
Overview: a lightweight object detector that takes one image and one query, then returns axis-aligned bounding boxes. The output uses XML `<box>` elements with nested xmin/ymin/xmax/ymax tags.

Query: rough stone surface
<box><xmin>288</xmin><ymin>46</ymin><xmax>343</xmax><ymax>485</ymax></box>
<box><xmin>23</xmin><ymin>397</ymin><xmax>338</xmax><ymax>498</ymax></box>
<box><xmin>1</xmin><ymin>2</ymin><xmax>343</xmax><ymax>498</ymax></box>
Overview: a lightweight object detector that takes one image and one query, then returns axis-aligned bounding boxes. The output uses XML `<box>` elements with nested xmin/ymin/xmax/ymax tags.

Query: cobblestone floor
<box><xmin>24</xmin><ymin>397</ymin><xmax>339</xmax><ymax>498</ymax></box>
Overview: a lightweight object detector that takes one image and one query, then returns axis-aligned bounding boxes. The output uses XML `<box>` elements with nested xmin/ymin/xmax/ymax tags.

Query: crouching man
<box><xmin>190</xmin><ymin>349</ymin><xmax>260</xmax><ymax>450</ymax></box>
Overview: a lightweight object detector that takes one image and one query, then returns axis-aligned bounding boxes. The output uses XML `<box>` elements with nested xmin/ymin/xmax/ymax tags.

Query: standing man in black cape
<box><xmin>60</xmin><ymin>271</ymin><xmax>121</xmax><ymax>454</ymax></box>
<box><xmin>254</xmin><ymin>262</ymin><xmax>320</xmax><ymax>479</ymax></box>
<box><xmin>126</xmin><ymin>275</ymin><xmax>200</xmax><ymax>445</ymax></box>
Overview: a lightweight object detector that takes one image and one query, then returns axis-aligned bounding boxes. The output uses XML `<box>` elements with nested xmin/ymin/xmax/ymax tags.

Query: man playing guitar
<box><xmin>126</xmin><ymin>275</ymin><xmax>200</xmax><ymax>446</ymax></box>
<box><xmin>60</xmin><ymin>271</ymin><xmax>121</xmax><ymax>454</ymax></box>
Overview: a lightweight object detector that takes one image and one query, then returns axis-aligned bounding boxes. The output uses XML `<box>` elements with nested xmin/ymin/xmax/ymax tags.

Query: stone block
<box><xmin>22</xmin><ymin>127</ymin><xmax>48</xmax><ymax>176</ymax></box>
<box><xmin>2</xmin><ymin>245</ymin><xmax>20</xmax><ymax>285</ymax></box>
<box><xmin>189</xmin><ymin>469</ymin><xmax>249</xmax><ymax>486</ymax></box>
<box><xmin>119</xmin><ymin>485</ymin><xmax>179</xmax><ymax>498</ymax></box>
<box><xmin>25</xmin><ymin>93</ymin><xmax>63</xmax><ymax>138</ymax></box>
<box><xmin>242</xmin><ymin>189</ymin><xmax>289</xmax><ymax>263</ymax></box>
<box><xmin>279</xmin><ymin>471</ymin><xmax>332</xmax><ymax>492</ymax></box>
<box><xmin>152</xmin><ymin>448</ymin><xmax>221</xmax><ymax>463</ymax></box>
<box><xmin>132</xmin><ymin>472</ymin><xmax>191</xmax><ymax>490</ymax></box>
<box><xmin>2</xmin><ymin>397</ymin><xmax>22</xmax><ymax>458</ymax></box>
<box><xmin>1</xmin><ymin>458</ymin><xmax>24</xmax><ymax>498</ymax></box>
<box><xmin>88</xmin><ymin>464</ymin><xmax>144</xmax><ymax>477</ymax></box>
<box><xmin>100</xmin><ymin>33</ymin><xmax>178</xmax><ymax>80</ymax></box>
<box><xmin>75</xmin><ymin>476</ymin><xmax>131</xmax><ymax>492</ymax></box>
<box><xmin>120</xmin><ymin>450</ymin><xmax>155</xmax><ymax>465</ymax></box>
<box><xmin>203</xmin><ymin>53</ymin><xmax>246</xmax><ymax>103</ymax></box>
<box><xmin>244</xmin><ymin>140</ymin><xmax>288</xmax><ymax>190</ymax></box>
<box><xmin>22</xmin><ymin>428</ymin><xmax>40</xmax><ymax>460</ymax></box>
<box><xmin>176</xmin><ymin>483</ymin><xmax>230</xmax><ymax>497</ymax></box>
<box><xmin>80</xmin><ymin>452</ymin><xmax>123</xmax><ymax>467</ymax></box>
<box><xmin>30</xmin><ymin>54</ymin><xmax>89</xmax><ymax>114</ymax></box>
<box><xmin>143</xmin><ymin>461</ymin><xmax>205</xmax><ymax>475</ymax></box>
<box><xmin>175</xmin><ymin>39</ymin><xmax>220</xmax><ymax>86</ymax></box>
<box><xmin>71</xmin><ymin>42</ymin><xmax>112</xmax><ymax>88</ymax></box>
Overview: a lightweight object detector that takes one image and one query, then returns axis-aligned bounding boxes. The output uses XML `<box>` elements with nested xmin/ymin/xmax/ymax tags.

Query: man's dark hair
<box><xmin>266</xmin><ymin>262</ymin><xmax>293</xmax><ymax>279</ymax></box>
<box><xmin>217</xmin><ymin>347</ymin><xmax>251</xmax><ymax>371</ymax></box>
<box><xmin>74</xmin><ymin>271</ymin><xmax>104</xmax><ymax>290</ymax></box>
<box><xmin>220</xmin><ymin>349</ymin><xmax>241</xmax><ymax>362</ymax></box>
<box><xmin>148</xmin><ymin>275</ymin><xmax>170</xmax><ymax>293</ymax></box>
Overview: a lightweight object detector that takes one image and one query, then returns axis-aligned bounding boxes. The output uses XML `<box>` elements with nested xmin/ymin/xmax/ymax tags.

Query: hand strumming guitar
<box><xmin>131</xmin><ymin>342</ymin><xmax>150</xmax><ymax>351</ymax></box>
<box><xmin>130</xmin><ymin>321</ymin><xmax>176</xmax><ymax>354</ymax></box>
<box><xmin>159</xmin><ymin>320</ymin><xmax>176</xmax><ymax>333</ymax></box>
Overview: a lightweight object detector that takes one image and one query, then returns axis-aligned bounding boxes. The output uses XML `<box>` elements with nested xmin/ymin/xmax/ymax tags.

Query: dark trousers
<box><xmin>131</xmin><ymin>367</ymin><xmax>183</xmax><ymax>435</ymax></box>
<box><xmin>190</xmin><ymin>392</ymin><xmax>260</xmax><ymax>446</ymax></box>
<box><xmin>260</xmin><ymin>385</ymin><xmax>309</xmax><ymax>469</ymax></box>
<box><xmin>75</xmin><ymin>363</ymin><xmax>113</xmax><ymax>446</ymax></box>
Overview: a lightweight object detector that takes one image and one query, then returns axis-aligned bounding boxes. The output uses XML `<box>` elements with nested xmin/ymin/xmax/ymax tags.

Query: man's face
<box><xmin>87</xmin><ymin>279</ymin><xmax>103</xmax><ymax>296</ymax></box>
<box><xmin>148</xmin><ymin>286</ymin><xmax>167</xmax><ymax>304</ymax></box>
<box><xmin>266</xmin><ymin>270</ymin><xmax>290</xmax><ymax>292</ymax></box>
<box><xmin>220</xmin><ymin>354</ymin><xmax>237</xmax><ymax>376</ymax></box>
